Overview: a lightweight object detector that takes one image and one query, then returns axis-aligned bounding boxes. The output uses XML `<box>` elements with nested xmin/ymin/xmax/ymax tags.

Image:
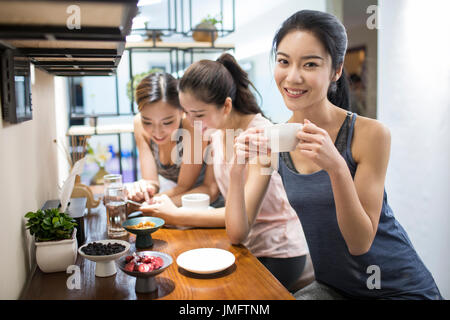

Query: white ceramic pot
<box><xmin>35</xmin><ymin>229</ymin><xmax>78</xmax><ymax>273</ymax></box>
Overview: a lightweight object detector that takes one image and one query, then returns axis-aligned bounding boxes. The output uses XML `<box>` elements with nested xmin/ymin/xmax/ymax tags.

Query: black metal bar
<box><xmin>220</xmin><ymin>0</ymin><xmax>224</xmax><ymax>36</ymax></box>
<box><xmin>175</xmin><ymin>48</ymin><xmax>179</xmax><ymax>76</ymax></box>
<box><xmin>169</xmin><ymin>49</ymin><xmax>174</xmax><ymax>74</ymax></box>
<box><xmin>115</xmin><ymin>74</ymin><xmax>120</xmax><ymax>115</ymax></box>
<box><xmin>128</xmin><ymin>48</ymin><xmax>135</xmax><ymax>114</ymax></box>
<box><xmin>52</xmin><ymin>71</ymin><xmax>115</xmax><ymax>76</ymax></box>
<box><xmin>94</xmin><ymin>117</ymin><xmax>98</xmax><ymax>135</ymax></box>
<box><xmin>18</xmin><ymin>48</ymin><xmax>119</xmax><ymax>58</ymax></box>
<box><xmin>189</xmin><ymin>0</ymin><xmax>193</xmax><ymax>34</ymax></box>
<box><xmin>46</xmin><ymin>69</ymin><xmax>115</xmax><ymax>73</ymax></box>
<box><xmin>168</xmin><ymin>0</ymin><xmax>172</xmax><ymax>34</ymax></box>
<box><xmin>132</xmin><ymin>132</ymin><xmax>138</xmax><ymax>181</ymax></box>
<box><xmin>174</xmin><ymin>0</ymin><xmax>178</xmax><ymax>34</ymax></box>
<box><xmin>232</xmin><ymin>0</ymin><xmax>236</xmax><ymax>32</ymax></box>
<box><xmin>180</xmin><ymin>0</ymin><xmax>185</xmax><ymax>34</ymax></box>
<box><xmin>68</xmin><ymin>77</ymin><xmax>75</xmax><ymax>116</ymax></box>
<box><xmin>118</xmin><ymin>133</ymin><xmax>123</xmax><ymax>176</ymax></box>
<box><xmin>33</xmin><ymin>60</ymin><xmax>115</xmax><ymax>67</ymax></box>
<box><xmin>0</xmin><ymin>25</ymin><xmax>125</xmax><ymax>42</ymax></box>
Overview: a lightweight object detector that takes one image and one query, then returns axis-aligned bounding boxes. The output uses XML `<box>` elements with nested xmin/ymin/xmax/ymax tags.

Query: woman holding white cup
<box><xmin>229</xmin><ymin>10</ymin><xmax>442</xmax><ymax>300</ymax></box>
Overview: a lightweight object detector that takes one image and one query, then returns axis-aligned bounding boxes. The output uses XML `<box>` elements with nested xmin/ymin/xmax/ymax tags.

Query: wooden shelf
<box><xmin>67</xmin><ymin>123</ymin><xmax>133</xmax><ymax>136</ymax></box>
<box><xmin>0</xmin><ymin>0</ymin><xmax>139</xmax><ymax>76</ymax></box>
<box><xmin>126</xmin><ymin>41</ymin><xmax>235</xmax><ymax>50</ymax></box>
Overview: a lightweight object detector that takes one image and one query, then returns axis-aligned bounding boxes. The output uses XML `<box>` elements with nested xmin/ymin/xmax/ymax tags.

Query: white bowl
<box><xmin>264</xmin><ymin>123</ymin><xmax>303</xmax><ymax>152</ymax></box>
<box><xmin>78</xmin><ymin>239</ymin><xmax>130</xmax><ymax>277</ymax></box>
<box><xmin>181</xmin><ymin>193</ymin><xmax>210</xmax><ymax>210</ymax></box>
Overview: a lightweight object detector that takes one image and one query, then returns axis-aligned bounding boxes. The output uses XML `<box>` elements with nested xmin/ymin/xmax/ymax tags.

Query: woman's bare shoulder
<box><xmin>352</xmin><ymin>115</ymin><xmax>391</xmax><ymax>162</ymax></box>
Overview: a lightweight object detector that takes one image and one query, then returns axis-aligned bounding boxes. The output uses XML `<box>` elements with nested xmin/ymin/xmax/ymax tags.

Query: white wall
<box><xmin>344</xmin><ymin>0</ymin><xmax>378</xmax><ymax>119</ymax></box>
<box><xmin>378</xmin><ymin>0</ymin><xmax>450</xmax><ymax>298</ymax></box>
<box><xmin>54</xmin><ymin>77</ymin><xmax>71</xmax><ymax>188</ymax></box>
<box><xmin>0</xmin><ymin>68</ymin><xmax>60</xmax><ymax>299</ymax></box>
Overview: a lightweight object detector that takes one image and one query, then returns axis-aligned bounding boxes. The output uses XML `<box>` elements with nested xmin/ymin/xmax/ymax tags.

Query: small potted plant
<box><xmin>25</xmin><ymin>208</ymin><xmax>78</xmax><ymax>273</ymax></box>
<box><xmin>192</xmin><ymin>14</ymin><xmax>222</xmax><ymax>43</ymax></box>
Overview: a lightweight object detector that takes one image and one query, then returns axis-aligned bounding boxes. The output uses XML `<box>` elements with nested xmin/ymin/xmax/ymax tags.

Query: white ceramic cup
<box><xmin>264</xmin><ymin>123</ymin><xmax>303</xmax><ymax>153</ymax></box>
<box><xmin>181</xmin><ymin>193</ymin><xmax>210</xmax><ymax>210</ymax></box>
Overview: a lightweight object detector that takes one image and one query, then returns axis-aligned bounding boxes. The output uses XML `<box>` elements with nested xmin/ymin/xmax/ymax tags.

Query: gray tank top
<box><xmin>150</xmin><ymin>125</ymin><xmax>224</xmax><ymax>208</ymax></box>
<box><xmin>278</xmin><ymin>112</ymin><xmax>442</xmax><ymax>299</ymax></box>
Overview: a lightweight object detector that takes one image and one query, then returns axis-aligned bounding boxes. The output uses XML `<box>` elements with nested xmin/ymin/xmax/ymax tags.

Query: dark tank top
<box><xmin>278</xmin><ymin>112</ymin><xmax>442</xmax><ymax>299</ymax></box>
<box><xmin>150</xmin><ymin>124</ymin><xmax>224</xmax><ymax>208</ymax></box>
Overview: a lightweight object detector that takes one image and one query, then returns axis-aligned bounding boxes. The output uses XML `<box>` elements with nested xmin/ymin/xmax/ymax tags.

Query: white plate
<box><xmin>176</xmin><ymin>248</ymin><xmax>235</xmax><ymax>274</ymax></box>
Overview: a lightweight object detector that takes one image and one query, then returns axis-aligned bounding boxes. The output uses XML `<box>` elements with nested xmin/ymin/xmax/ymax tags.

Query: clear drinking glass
<box><xmin>103</xmin><ymin>174</ymin><xmax>122</xmax><ymax>191</ymax></box>
<box><xmin>103</xmin><ymin>174</ymin><xmax>127</xmax><ymax>238</ymax></box>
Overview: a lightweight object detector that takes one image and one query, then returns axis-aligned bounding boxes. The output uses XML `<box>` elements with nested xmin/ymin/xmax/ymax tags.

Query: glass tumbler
<box><xmin>103</xmin><ymin>174</ymin><xmax>122</xmax><ymax>191</ymax></box>
<box><xmin>103</xmin><ymin>174</ymin><xmax>127</xmax><ymax>238</ymax></box>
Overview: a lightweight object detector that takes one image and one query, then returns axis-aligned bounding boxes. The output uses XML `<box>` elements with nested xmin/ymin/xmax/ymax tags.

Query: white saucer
<box><xmin>176</xmin><ymin>248</ymin><xmax>235</xmax><ymax>274</ymax></box>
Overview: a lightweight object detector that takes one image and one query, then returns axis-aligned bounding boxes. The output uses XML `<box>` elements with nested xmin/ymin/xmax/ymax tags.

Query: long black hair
<box><xmin>135</xmin><ymin>72</ymin><xmax>182</xmax><ymax>112</ymax></box>
<box><xmin>272</xmin><ymin>10</ymin><xmax>350</xmax><ymax>110</ymax></box>
<box><xmin>179</xmin><ymin>53</ymin><xmax>264</xmax><ymax>116</ymax></box>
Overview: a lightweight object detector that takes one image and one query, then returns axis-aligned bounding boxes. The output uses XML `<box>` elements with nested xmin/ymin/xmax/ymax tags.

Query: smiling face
<box><xmin>140</xmin><ymin>100</ymin><xmax>183</xmax><ymax>146</ymax></box>
<box><xmin>179</xmin><ymin>91</ymin><xmax>229</xmax><ymax>136</ymax></box>
<box><xmin>274</xmin><ymin>30</ymin><xmax>340</xmax><ymax>112</ymax></box>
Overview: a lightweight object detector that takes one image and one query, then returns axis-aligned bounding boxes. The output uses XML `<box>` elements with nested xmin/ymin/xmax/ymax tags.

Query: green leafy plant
<box><xmin>200</xmin><ymin>14</ymin><xmax>222</xmax><ymax>26</ymax></box>
<box><xmin>25</xmin><ymin>208</ymin><xmax>77</xmax><ymax>242</ymax></box>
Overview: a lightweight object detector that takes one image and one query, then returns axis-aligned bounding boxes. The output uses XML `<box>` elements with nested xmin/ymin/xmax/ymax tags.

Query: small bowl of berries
<box><xmin>117</xmin><ymin>251</ymin><xmax>173</xmax><ymax>293</ymax></box>
<box><xmin>78</xmin><ymin>239</ymin><xmax>130</xmax><ymax>277</ymax></box>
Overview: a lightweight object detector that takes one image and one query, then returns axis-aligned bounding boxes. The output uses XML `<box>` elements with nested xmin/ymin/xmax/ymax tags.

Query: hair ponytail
<box><xmin>328</xmin><ymin>69</ymin><xmax>351</xmax><ymax>111</ymax></box>
<box><xmin>179</xmin><ymin>53</ymin><xmax>264</xmax><ymax>116</ymax></box>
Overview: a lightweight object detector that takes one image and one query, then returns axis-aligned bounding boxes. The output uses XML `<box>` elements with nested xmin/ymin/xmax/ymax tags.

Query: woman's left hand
<box><xmin>296</xmin><ymin>119</ymin><xmax>346</xmax><ymax>173</ymax></box>
<box><xmin>139</xmin><ymin>194</ymin><xmax>180</xmax><ymax>224</ymax></box>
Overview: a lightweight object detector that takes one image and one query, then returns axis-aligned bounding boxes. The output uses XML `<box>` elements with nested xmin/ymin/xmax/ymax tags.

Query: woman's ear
<box><xmin>333</xmin><ymin>64</ymin><xmax>344</xmax><ymax>82</ymax></box>
<box><xmin>223</xmin><ymin>97</ymin><xmax>233</xmax><ymax>116</ymax></box>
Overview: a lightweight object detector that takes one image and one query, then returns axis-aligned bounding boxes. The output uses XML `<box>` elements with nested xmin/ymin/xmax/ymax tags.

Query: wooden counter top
<box><xmin>21</xmin><ymin>199</ymin><xmax>294</xmax><ymax>300</ymax></box>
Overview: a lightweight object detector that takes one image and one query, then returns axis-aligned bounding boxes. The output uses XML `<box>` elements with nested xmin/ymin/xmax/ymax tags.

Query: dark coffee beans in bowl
<box><xmin>81</xmin><ymin>242</ymin><xmax>126</xmax><ymax>256</ymax></box>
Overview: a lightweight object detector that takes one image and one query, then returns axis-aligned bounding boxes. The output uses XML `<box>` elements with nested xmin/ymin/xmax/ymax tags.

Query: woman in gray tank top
<box><xmin>128</xmin><ymin>72</ymin><xmax>223</xmax><ymax>208</ymax></box>
<box><xmin>227</xmin><ymin>10</ymin><xmax>442</xmax><ymax>299</ymax></box>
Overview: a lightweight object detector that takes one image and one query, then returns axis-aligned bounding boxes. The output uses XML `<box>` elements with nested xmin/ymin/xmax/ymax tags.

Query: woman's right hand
<box><xmin>233</xmin><ymin>127</ymin><xmax>270</xmax><ymax>162</ymax></box>
<box><xmin>126</xmin><ymin>179</ymin><xmax>157</xmax><ymax>203</ymax></box>
<box><xmin>232</xmin><ymin>127</ymin><xmax>271</xmax><ymax>170</ymax></box>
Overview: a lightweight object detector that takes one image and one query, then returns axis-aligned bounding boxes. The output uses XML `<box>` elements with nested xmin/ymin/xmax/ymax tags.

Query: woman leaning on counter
<box><xmin>127</xmin><ymin>72</ymin><xmax>223</xmax><ymax>207</ymax></box>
